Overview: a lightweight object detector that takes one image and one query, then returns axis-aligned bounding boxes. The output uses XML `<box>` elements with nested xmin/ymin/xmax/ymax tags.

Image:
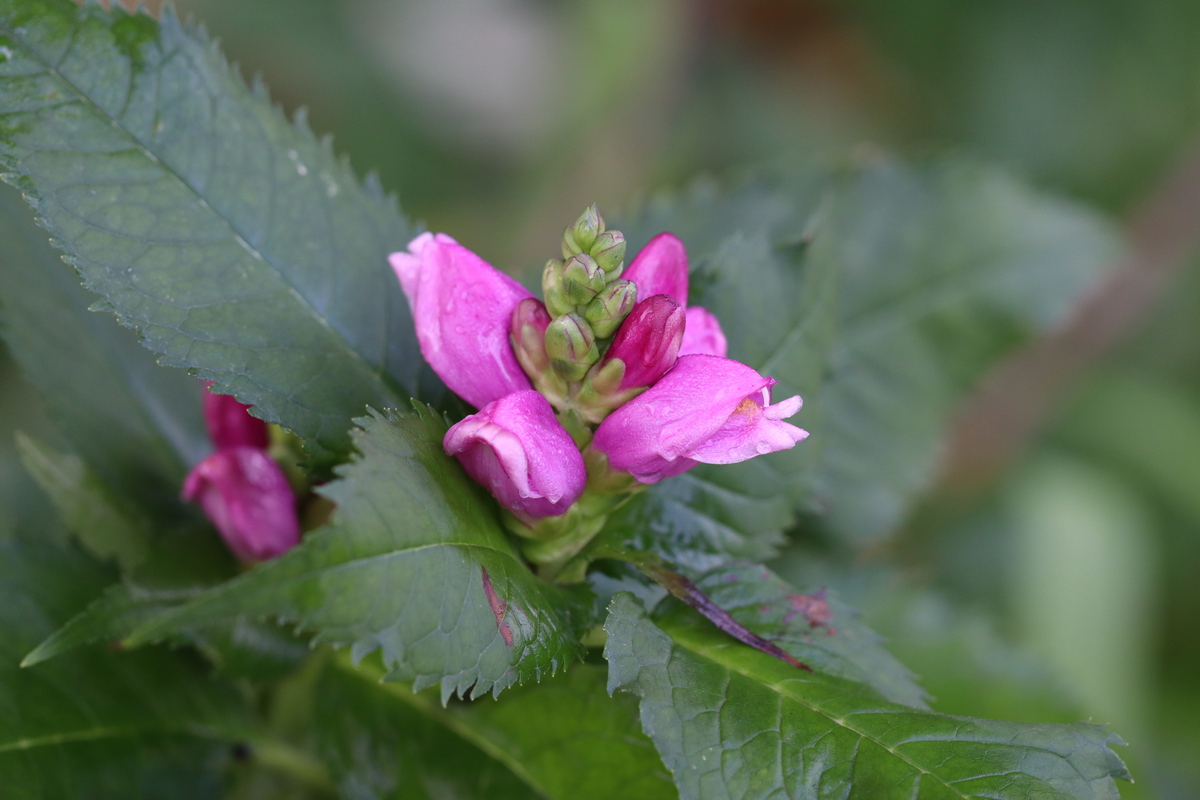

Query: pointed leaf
<box><xmin>15</xmin><ymin>431</ymin><xmax>152</xmax><ymax>570</ymax></box>
<box><xmin>0</xmin><ymin>0</ymin><xmax>424</xmax><ymax>458</ymax></box>
<box><xmin>123</xmin><ymin>406</ymin><xmax>587</xmax><ymax>700</ymax></box>
<box><xmin>604</xmin><ymin>593</ymin><xmax>1130</xmax><ymax>800</ymax></box>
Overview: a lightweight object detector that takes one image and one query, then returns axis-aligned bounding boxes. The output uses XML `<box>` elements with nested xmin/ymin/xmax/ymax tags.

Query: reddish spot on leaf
<box><xmin>481</xmin><ymin>567</ymin><xmax>513</xmax><ymax>647</ymax></box>
<box><xmin>785</xmin><ymin>589</ymin><xmax>834</xmax><ymax>630</ymax></box>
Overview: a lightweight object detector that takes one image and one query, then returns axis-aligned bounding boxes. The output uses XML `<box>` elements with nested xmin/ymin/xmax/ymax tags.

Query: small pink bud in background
<box><xmin>444</xmin><ymin>391</ymin><xmax>586</xmax><ymax>522</ymax></box>
<box><xmin>390</xmin><ymin>233</ymin><xmax>533</xmax><ymax>409</ymax></box>
<box><xmin>603</xmin><ymin>295</ymin><xmax>685</xmax><ymax>391</ymax></box>
<box><xmin>592</xmin><ymin>354</ymin><xmax>807</xmax><ymax>483</ymax></box>
<box><xmin>182</xmin><ymin>447</ymin><xmax>300</xmax><ymax>561</ymax></box>
<box><xmin>679</xmin><ymin>306</ymin><xmax>728</xmax><ymax>357</ymax></box>
<box><xmin>203</xmin><ymin>383</ymin><xmax>270</xmax><ymax>450</ymax></box>
<box><xmin>510</xmin><ymin>297</ymin><xmax>553</xmax><ymax>377</ymax></box>
<box><xmin>622</xmin><ymin>233</ymin><xmax>688</xmax><ymax>306</ymax></box>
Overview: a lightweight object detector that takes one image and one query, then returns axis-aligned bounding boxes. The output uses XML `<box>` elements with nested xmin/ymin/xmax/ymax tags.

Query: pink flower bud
<box><xmin>592</xmin><ymin>355</ymin><xmax>807</xmax><ymax>484</ymax></box>
<box><xmin>603</xmin><ymin>295</ymin><xmax>685</xmax><ymax>391</ymax></box>
<box><xmin>444</xmin><ymin>391</ymin><xmax>585</xmax><ymax>522</ymax></box>
<box><xmin>510</xmin><ymin>297</ymin><xmax>553</xmax><ymax>377</ymax></box>
<box><xmin>622</xmin><ymin>232</ymin><xmax>688</xmax><ymax>306</ymax></box>
<box><xmin>182</xmin><ymin>447</ymin><xmax>300</xmax><ymax>561</ymax></box>
<box><xmin>390</xmin><ymin>233</ymin><xmax>533</xmax><ymax>410</ymax></box>
<box><xmin>203</xmin><ymin>383</ymin><xmax>270</xmax><ymax>450</ymax></box>
<box><xmin>679</xmin><ymin>306</ymin><xmax>728</xmax><ymax>357</ymax></box>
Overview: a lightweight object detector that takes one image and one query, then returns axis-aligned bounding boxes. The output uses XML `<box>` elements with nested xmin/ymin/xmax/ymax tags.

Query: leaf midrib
<box><xmin>0</xmin><ymin>11</ymin><xmax>401</xmax><ymax>405</ymax></box>
<box><xmin>123</xmin><ymin>538</ymin><xmax>522</xmax><ymax>644</ymax></box>
<box><xmin>0</xmin><ymin>721</ymin><xmax>215</xmax><ymax>755</ymax></box>
<box><xmin>666</xmin><ymin>621</ymin><xmax>972</xmax><ymax>800</ymax></box>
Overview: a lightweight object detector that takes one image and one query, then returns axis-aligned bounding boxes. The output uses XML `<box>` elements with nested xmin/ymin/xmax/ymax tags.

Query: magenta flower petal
<box><xmin>203</xmin><ymin>383</ymin><xmax>270</xmax><ymax>451</ymax></box>
<box><xmin>592</xmin><ymin>354</ymin><xmax>807</xmax><ymax>483</ymax></box>
<box><xmin>604</xmin><ymin>294</ymin><xmax>686</xmax><ymax>390</ymax></box>
<box><xmin>182</xmin><ymin>447</ymin><xmax>300</xmax><ymax>561</ymax></box>
<box><xmin>679</xmin><ymin>306</ymin><xmax>728</xmax><ymax>358</ymax></box>
<box><xmin>390</xmin><ymin>233</ymin><xmax>534</xmax><ymax>409</ymax></box>
<box><xmin>622</xmin><ymin>232</ymin><xmax>688</xmax><ymax>306</ymax></box>
<box><xmin>444</xmin><ymin>390</ymin><xmax>585</xmax><ymax>522</ymax></box>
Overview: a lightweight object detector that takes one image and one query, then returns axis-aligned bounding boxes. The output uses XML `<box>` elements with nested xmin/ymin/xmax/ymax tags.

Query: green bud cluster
<box><xmin>538</xmin><ymin>206</ymin><xmax>635</xmax><ymax>390</ymax></box>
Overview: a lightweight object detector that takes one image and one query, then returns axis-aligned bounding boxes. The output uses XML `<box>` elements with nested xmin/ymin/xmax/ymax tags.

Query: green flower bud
<box><xmin>545</xmin><ymin>313</ymin><xmax>600</xmax><ymax>382</ymax></box>
<box><xmin>591</xmin><ymin>230</ymin><xmax>626</xmax><ymax>279</ymax></box>
<box><xmin>584</xmin><ymin>279</ymin><xmax>637</xmax><ymax>338</ymax></box>
<box><xmin>571</xmin><ymin>205</ymin><xmax>604</xmax><ymax>252</ymax></box>
<box><xmin>562</xmin><ymin>254</ymin><xmax>606</xmax><ymax>305</ymax></box>
<box><xmin>542</xmin><ymin>259</ymin><xmax>573</xmax><ymax>317</ymax></box>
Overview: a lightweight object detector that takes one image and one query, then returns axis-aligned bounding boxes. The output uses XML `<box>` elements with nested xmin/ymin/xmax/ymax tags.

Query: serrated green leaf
<box><xmin>604</xmin><ymin>592</ymin><xmax>1130</xmax><ymax>800</ymax></box>
<box><xmin>0</xmin><ymin>181</ymin><xmax>207</xmax><ymax>515</ymax></box>
<box><xmin>0</xmin><ymin>0</ymin><xmax>425</xmax><ymax>459</ymax></box>
<box><xmin>15</xmin><ymin>430</ymin><xmax>152</xmax><ymax>570</ymax></box>
<box><xmin>615</xmin><ymin>158</ymin><xmax>1120</xmax><ymax>548</ymax></box>
<box><xmin>0</xmin><ymin>532</ymin><xmax>254</xmax><ymax>798</ymax></box>
<box><xmin>121</xmin><ymin>406</ymin><xmax>587</xmax><ymax>701</ymax></box>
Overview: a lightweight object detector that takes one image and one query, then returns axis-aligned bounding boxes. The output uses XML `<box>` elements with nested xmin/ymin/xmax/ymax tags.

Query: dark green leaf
<box><xmin>604</xmin><ymin>592</ymin><xmax>1128</xmax><ymax>800</ymax></box>
<box><xmin>313</xmin><ymin>658</ymin><xmax>538</xmax><ymax>800</ymax></box>
<box><xmin>616</xmin><ymin>158</ymin><xmax>1119</xmax><ymax>547</ymax></box>
<box><xmin>605</xmin><ymin>592</ymin><xmax>1130</xmax><ymax>800</ymax></box>
<box><xmin>0</xmin><ymin>181</ymin><xmax>206</xmax><ymax>516</ymax></box>
<box><xmin>122</xmin><ymin>406</ymin><xmax>587</xmax><ymax>700</ymax></box>
<box><xmin>0</xmin><ymin>532</ymin><xmax>253</xmax><ymax>798</ymax></box>
<box><xmin>320</xmin><ymin>656</ymin><xmax>674</xmax><ymax>800</ymax></box>
<box><xmin>0</xmin><ymin>0</ymin><xmax>424</xmax><ymax>459</ymax></box>
<box><xmin>0</xmin><ymin>134</ymin><xmax>302</xmax><ymax>679</ymax></box>
<box><xmin>430</xmin><ymin>662</ymin><xmax>673</xmax><ymax>800</ymax></box>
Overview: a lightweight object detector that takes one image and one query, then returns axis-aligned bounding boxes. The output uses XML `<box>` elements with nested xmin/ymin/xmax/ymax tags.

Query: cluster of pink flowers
<box><xmin>390</xmin><ymin>209</ymin><xmax>807</xmax><ymax>533</ymax></box>
<box><xmin>182</xmin><ymin>384</ymin><xmax>300</xmax><ymax>561</ymax></box>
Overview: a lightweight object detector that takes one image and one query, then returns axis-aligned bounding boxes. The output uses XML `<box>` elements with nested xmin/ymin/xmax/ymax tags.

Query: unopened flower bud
<box><xmin>605</xmin><ymin>295</ymin><xmax>685</xmax><ymax>391</ymax></box>
<box><xmin>562</xmin><ymin>254</ymin><xmax>606</xmax><ymax>305</ymax></box>
<box><xmin>203</xmin><ymin>383</ymin><xmax>269</xmax><ymax>451</ymax></box>
<box><xmin>444</xmin><ymin>391</ymin><xmax>585</xmax><ymax>523</ymax></box>
<box><xmin>584</xmin><ymin>279</ymin><xmax>637</xmax><ymax>338</ymax></box>
<box><xmin>542</xmin><ymin>259</ymin><xmax>573</xmax><ymax>317</ymax></box>
<box><xmin>591</xmin><ymin>230</ymin><xmax>626</xmax><ymax>278</ymax></box>
<box><xmin>563</xmin><ymin>205</ymin><xmax>604</xmax><ymax>258</ymax></box>
<box><xmin>576</xmin><ymin>295</ymin><xmax>685</xmax><ymax>422</ymax></box>
<box><xmin>510</xmin><ymin>298</ymin><xmax>552</xmax><ymax>376</ymax></box>
<box><xmin>182</xmin><ymin>447</ymin><xmax>300</xmax><ymax>561</ymax></box>
<box><xmin>545</xmin><ymin>313</ymin><xmax>600</xmax><ymax>381</ymax></box>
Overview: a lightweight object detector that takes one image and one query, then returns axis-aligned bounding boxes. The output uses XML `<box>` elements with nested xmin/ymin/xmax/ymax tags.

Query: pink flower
<box><xmin>592</xmin><ymin>355</ymin><xmax>807</xmax><ymax>483</ymax></box>
<box><xmin>203</xmin><ymin>383</ymin><xmax>270</xmax><ymax>450</ymax></box>
<box><xmin>390</xmin><ymin>233</ymin><xmax>534</xmax><ymax>409</ymax></box>
<box><xmin>680</xmin><ymin>307</ymin><xmax>728</xmax><ymax>358</ymax></box>
<box><xmin>623</xmin><ymin>233</ymin><xmax>689</xmax><ymax>304</ymax></box>
<box><xmin>602</xmin><ymin>294</ymin><xmax>686</xmax><ymax>391</ymax></box>
<box><xmin>622</xmin><ymin>232</ymin><xmax>727</xmax><ymax>358</ymax></box>
<box><xmin>444</xmin><ymin>391</ymin><xmax>586</xmax><ymax>522</ymax></box>
<box><xmin>182</xmin><ymin>447</ymin><xmax>300</xmax><ymax>561</ymax></box>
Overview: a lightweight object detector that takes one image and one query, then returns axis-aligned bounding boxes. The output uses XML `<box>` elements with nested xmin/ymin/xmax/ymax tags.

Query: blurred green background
<box><xmin>6</xmin><ymin>0</ymin><xmax>1200</xmax><ymax>796</ymax></box>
